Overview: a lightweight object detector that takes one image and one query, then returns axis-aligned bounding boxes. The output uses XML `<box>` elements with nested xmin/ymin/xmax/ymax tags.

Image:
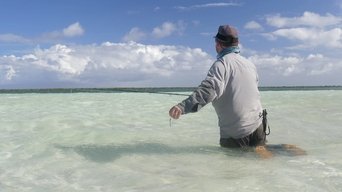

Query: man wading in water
<box><xmin>169</xmin><ymin>25</ymin><xmax>273</xmax><ymax>158</ymax></box>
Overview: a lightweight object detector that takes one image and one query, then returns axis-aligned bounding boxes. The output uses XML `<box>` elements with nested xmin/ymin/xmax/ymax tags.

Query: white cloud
<box><xmin>248</xmin><ymin>54</ymin><xmax>303</xmax><ymax>76</ymax></box>
<box><xmin>0</xmin><ymin>64</ymin><xmax>16</xmax><ymax>81</ymax></box>
<box><xmin>270</xmin><ymin>27</ymin><xmax>342</xmax><ymax>48</ymax></box>
<box><xmin>175</xmin><ymin>2</ymin><xmax>241</xmax><ymax>10</ymax></box>
<box><xmin>5</xmin><ymin>66</ymin><xmax>16</xmax><ymax>80</ymax></box>
<box><xmin>152</xmin><ymin>22</ymin><xmax>176</xmax><ymax>38</ymax></box>
<box><xmin>0</xmin><ymin>22</ymin><xmax>84</xmax><ymax>44</ymax></box>
<box><xmin>248</xmin><ymin>53</ymin><xmax>342</xmax><ymax>78</ymax></box>
<box><xmin>266</xmin><ymin>11</ymin><xmax>342</xmax><ymax>28</ymax></box>
<box><xmin>247</xmin><ymin>11</ymin><xmax>342</xmax><ymax>86</ymax></box>
<box><xmin>152</xmin><ymin>21</ymin><xmax>186</xmax><ymax>38</ymax></box>
<box><xmin>123</xmin><ymin>21</ymin><xmax>186</xmax><ymax>42</ymax></box>
<box><xmin>33</xmin><ymin>44</ymin><xmax>90</xmax><ymax>75</ymax></box>
<box><xmin>0</xmin><ymin>34</ymin><xmax>30</xmax><ymax>43</ymax></box>
<box><xmin>309</xmin><ymin>63</ymin><xmax>334</xmax><ymax>75</ymax></box>
<box><xmin>63</xmin><ymin>22</ymin><xmax>84</xmax><ymax>37</ymax></box>
<box><xmin>244</xmin><ymin>21</ymin><xmax>263</xmax><ymax>30</ymax></box>
<box><xmin>46</xmin><ymin>22</ymin><xmax>85</xmax><ymax>39</ymax></box>
<box><xmin>2</xmin><ymin>41</ymin><xmax>342</xmax><ymax>88</ymax></box>
<box><xmin>306</xmin><ymin>54</ymin><xmax>323</xmax><ymax>60</ymax></box>
<box><xmin>262</xmin><ymin>12</ymin><xmax>342</xmax><ymax>49</ymax></box>
<box><xmin>122</xmin><ymin>27</ymin><xmax>146</xmax><ymax>42</ymax></box>
<box><xmin>0</xmin><ymin>42</ymin><xmax>212</xmax><ymax>88</ymax></box>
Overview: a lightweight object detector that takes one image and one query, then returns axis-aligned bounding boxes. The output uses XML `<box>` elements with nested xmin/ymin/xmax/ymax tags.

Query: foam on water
<box><xmin>0</xmin><ymin>91</ymin><xmax>341</xmax><ymax>191</ymax></box>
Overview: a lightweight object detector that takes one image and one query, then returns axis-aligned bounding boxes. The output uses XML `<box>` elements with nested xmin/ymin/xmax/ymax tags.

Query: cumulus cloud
<box><xmin>6</xmin><ymin>66</ymin><xmax>16</xmax><ymax>80</ymax></box>
<box><xmin>248</xmin><ymin>53</ymin><xmax>342</xmax><ymax>77</ymax></box>
<box><xmin>244</xmin><ymin>11</ymin><xmax>342</xmax><ymax>85</ymax></box>
<box><xmin>62</xmin><ymin>22</ymin><xmax>84</xmax><ymax>37</ymax></box>
<box><xmin>152</xmin><ymin>21</ymin><xmax>186</xmax><ymax>38</ymax></box>
<box><xmin>249</xmin><ymin>54</ymin><xmax>303</xmax><ymax>76</ymax></box>
<box><xmin>244</xmin><ymin>21</ymin><xmax>263</xmax><ymax>30</ymax></box>
<box><xmin>122</xmin><ymin>27</ymin><xmax>146</xmax><ymax>42</ymax></box>
<box><xmin>0</xmin><ymin>42</ymin><xmax>213</xmax><ymax>88</ymax></box>
<box><xmin>0</xmin><ymin>22</ymin><xmax>84</xmax><ymax>44</ymax></box>
<box><xmin>45</xmin><ymin>22</ymin><xmax>85</xmax><ymax>39</ymax></box>
<box><xmin>0</xmin><ymin>61</ymin><xmax>16</xmax><ymax>82</ymax></box>
<box><xmin>2</xmin><ymin>41</ymin><xmax>341</xmax><ymax>88</ymax></box>
<box><xmin>270</xmin><ymin>27</ymin><xmax>342</xmax><ymax>48</ymax></box>
<box><xmin>123</xmin><ymin>21</ymin><xmax>186</xmax><ymax>42</ymax></box>
<box><xmin>266</xmin><ymin>11</ymin><xmax>342</xmax><ymax>28</ymax></box>
<box><xmin>2</xmin><ymin>40</ymin><xmax>342</xmax><ymax>88</ymax></box>
<box><xmin>263</xmin><ymin>12</ymin><xmax>342</xmax><ymax>49</ymax></box>
<box><xmin>33</xmin><ymin>44</ymin><xmax>90</xmax><ymax>75</ymax></box>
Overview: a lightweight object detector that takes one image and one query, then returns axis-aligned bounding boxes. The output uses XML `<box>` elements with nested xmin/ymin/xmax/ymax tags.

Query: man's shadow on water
<box><xmin>55</xmin><ymin>142</ymin><xmax>306</xmax><ymax>163</ymax></box>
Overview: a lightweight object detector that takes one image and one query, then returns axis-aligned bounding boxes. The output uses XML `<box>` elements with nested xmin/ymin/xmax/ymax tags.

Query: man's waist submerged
<box><xmin>219</xmin><ymin>118</ymin><xmax>262</xmax><ymax>139</ymax></box>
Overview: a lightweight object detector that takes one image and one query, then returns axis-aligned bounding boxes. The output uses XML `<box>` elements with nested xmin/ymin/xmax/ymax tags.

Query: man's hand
<box><xmin>169</xmin><ymin>105</ymin><xmax>183</xmax><ymax>119</ymax></box>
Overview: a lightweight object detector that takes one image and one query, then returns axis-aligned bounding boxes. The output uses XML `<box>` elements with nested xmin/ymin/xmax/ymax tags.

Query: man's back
<box><xmin>169</xmin><ymin>24</ymin><xmax>267</xmax><ymax>149</ymax></box>
<box><xmin>212</xmin><ymin>53</ymin><xmax>262</xmax><ymax>139</ymax></box>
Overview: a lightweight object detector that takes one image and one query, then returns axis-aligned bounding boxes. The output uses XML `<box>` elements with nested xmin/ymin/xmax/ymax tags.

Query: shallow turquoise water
<box><xmin>0</xmin><ymin>91</ymin><xmax>341</xmax><ymax>191</ymax></box>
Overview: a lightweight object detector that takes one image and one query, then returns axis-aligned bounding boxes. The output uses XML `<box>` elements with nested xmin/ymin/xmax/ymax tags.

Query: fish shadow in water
<box><xmin>55</xmin><ymin>143</ymin><xmax>227</xmax><ymax>163</ymax></box>
<box><xmin>55</xmin><ymin>143</ymin><xmax>306</xmax><ymax>163</ymax></box>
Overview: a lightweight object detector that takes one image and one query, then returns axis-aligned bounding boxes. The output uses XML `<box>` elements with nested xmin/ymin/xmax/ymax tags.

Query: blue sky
<box><xmin>1</xmin><ymin>0</ymin><xmax>342</xmax><ymax>88</ymax></box>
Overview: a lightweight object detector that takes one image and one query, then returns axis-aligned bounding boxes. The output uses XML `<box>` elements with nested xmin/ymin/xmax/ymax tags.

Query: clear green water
<box><xmin>0</xmin><ymin>90</ymin><xmax>341</xmax><ymax>191</ymax></box>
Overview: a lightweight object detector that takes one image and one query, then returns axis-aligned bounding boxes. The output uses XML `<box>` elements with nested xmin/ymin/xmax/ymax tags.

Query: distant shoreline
<box><xmin>0</xmin><ymin>86</ymin><xmax>341</xmax><ymax>94</ymax></box>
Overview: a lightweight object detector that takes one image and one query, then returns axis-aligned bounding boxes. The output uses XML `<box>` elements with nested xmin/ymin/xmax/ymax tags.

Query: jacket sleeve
<box><xmin>177</xmin><ymin>60</ymin><xmax>227</xmax><ymax>114</ymax></box>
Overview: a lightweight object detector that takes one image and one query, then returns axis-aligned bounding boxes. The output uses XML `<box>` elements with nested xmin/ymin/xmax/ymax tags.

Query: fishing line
<box><xmin>0</xmin><ymin>87</ymin><xmax>194</xmax><ymax>96</ymax></box>
<box><xmin>111</xmin><ymin>88</ymin><xmax>191</xmax><ymax>128</ymax></box>
<box><xmin>113</xmin><ymin>88</ymin><xmax>191</xmax><ymax>96</ymax></box>
<box><xmin>113</xmin><ymin>88</ymin><xmax>189</xmax><ymax>128</ymax></box>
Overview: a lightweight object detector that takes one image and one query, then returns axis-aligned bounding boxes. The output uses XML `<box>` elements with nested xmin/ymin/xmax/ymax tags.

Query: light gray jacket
<box><xmin>178</xmin><ymin>52</ymin><xmax>263</xmax><ymax>139</ymax></box>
